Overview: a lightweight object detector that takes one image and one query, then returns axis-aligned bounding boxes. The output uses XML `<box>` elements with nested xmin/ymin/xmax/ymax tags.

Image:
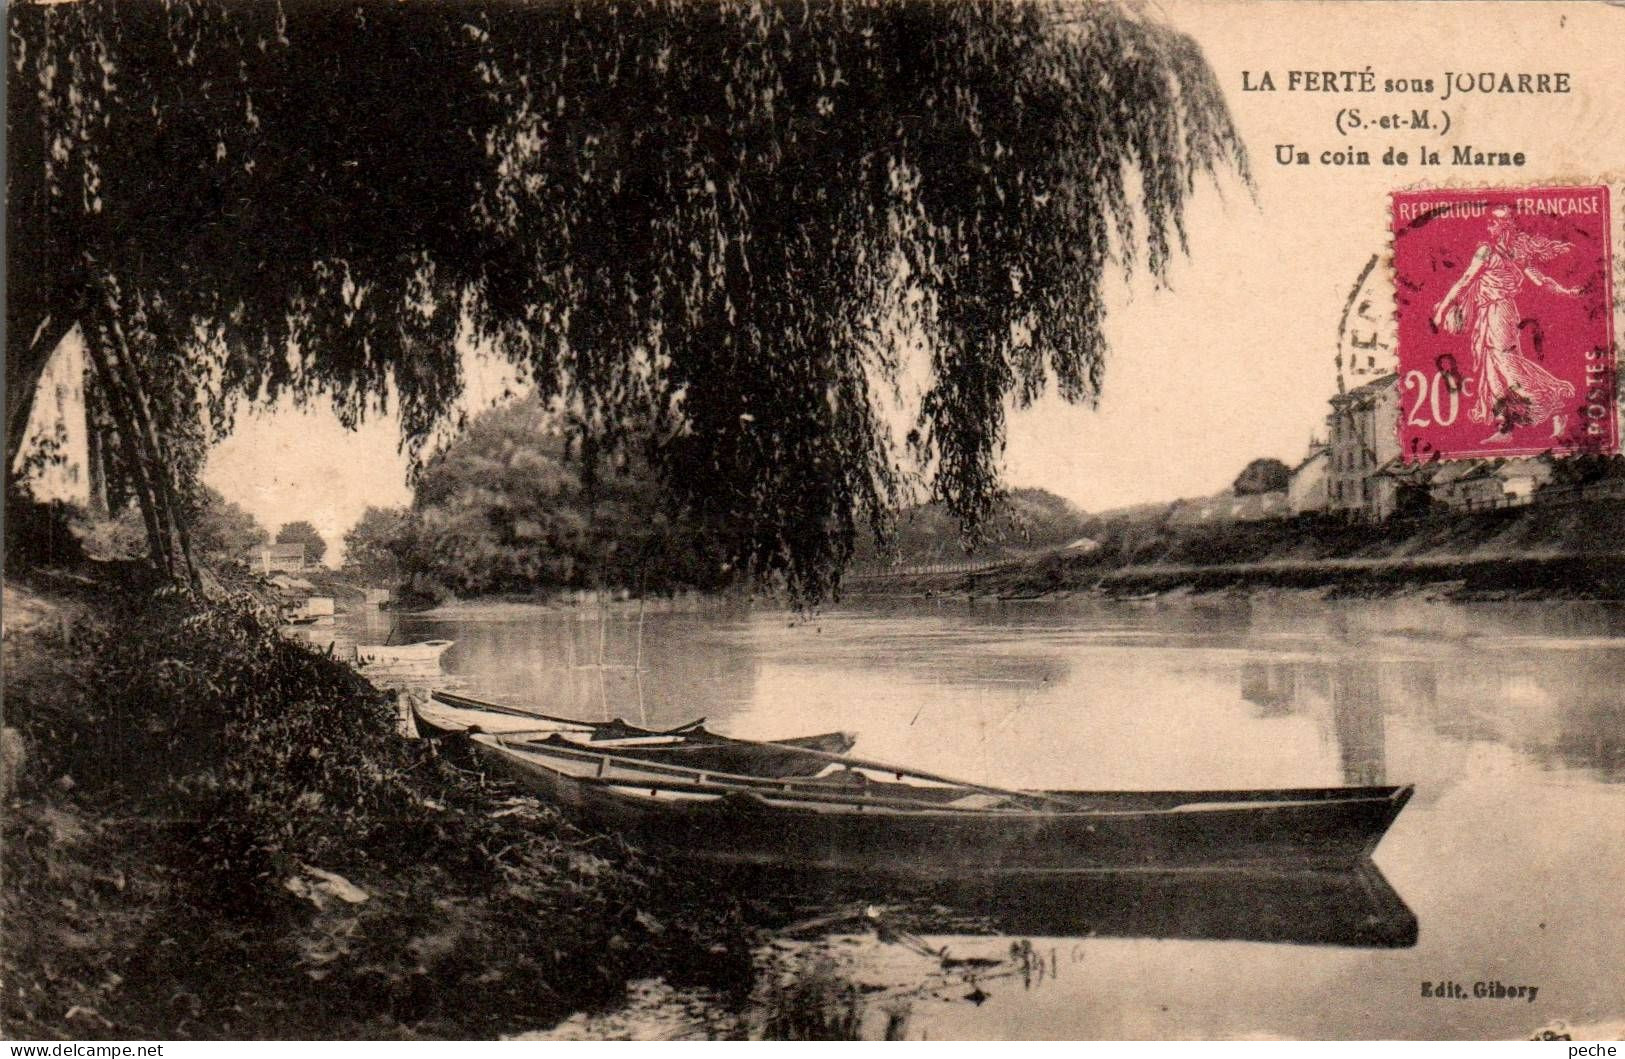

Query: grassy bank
<box><xmin>847</xmin><ymin>499</ymin><xmax>1625</xmax><ymax>601</ymax></box>
<box><xmin>1</xmin><ymin>564</ymin><xmax>751</xmax><ymax>1039</ymax></box>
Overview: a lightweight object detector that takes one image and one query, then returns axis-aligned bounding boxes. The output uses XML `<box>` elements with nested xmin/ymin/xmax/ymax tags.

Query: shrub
<box><xmin>2</xmin><ymin>573</ymin><xmax>752</xmax><ymax>1037</ymax></box>
<box><xmin>3</xmin><ymin>483</ymin><xmax>85</xmax><ymax>570</ymax></box>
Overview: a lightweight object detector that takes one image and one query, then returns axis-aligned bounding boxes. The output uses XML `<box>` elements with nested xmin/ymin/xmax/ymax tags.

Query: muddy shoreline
<box><xmin>844</xmin><ymin>551</ymin><xmax>1625</xmax><ymax>604</ymax></box>
<box><xmin>846</xmin><ymin>499</ymin><xmax>1625</xmax><ymax>604</ymax></box>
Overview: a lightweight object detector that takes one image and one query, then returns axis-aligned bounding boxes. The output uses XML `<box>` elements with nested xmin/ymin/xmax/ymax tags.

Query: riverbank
<box><xmin>0</xmin><ymin>564</ymin><xmax>752</xmax><ymax>1039</ymax></box>
<box><xmin>407</xmin><ymin>590</ymin><xmax>741</xmax><ymax>621</ymax></box>
<box><xmin>847</xmin><ymin>499</ymin><xmax>1625</xmax><ymax>602</ymax></box>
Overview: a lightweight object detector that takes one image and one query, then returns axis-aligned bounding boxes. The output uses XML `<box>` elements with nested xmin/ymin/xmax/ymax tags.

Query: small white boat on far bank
<box><xmin>356</xmin><ymin>640</ymin><xmax>455</xmax><ymax>667</ymax></box>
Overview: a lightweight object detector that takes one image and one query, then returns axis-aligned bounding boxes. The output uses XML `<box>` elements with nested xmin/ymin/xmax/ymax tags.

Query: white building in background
<box><xmin>249</xmin><ymin>544</ymin><xmax>309</xmax><ymax>575</ymax></box>
<box><xmin>1495</xmin><ymin>459</ymin><xmax>1554</xmax><ymax>503</ymax></box>
<box><xmin>10</xmin><ymin>327</ymin><xmax>100</xmax><ymax>509</ymax></box>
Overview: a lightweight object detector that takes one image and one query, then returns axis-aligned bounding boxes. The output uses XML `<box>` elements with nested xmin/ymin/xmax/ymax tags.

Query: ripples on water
<box><xmin>369</xmin><ymin>594</ymin><xmax>1625</xmax><ymax>1039</ymax></box>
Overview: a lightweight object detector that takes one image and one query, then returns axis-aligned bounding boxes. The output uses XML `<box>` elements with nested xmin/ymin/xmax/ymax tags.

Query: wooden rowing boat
<box><xmin>413</xmin><ymin>691</ymin><xmax>857</xmax><ymax>778</ymax></box>
<box><xmin>418</xmin><ymin>690</ymin><xmax>706</xmax><ymax>740</ymax></box>
<box><xmin>469</xmin><ymin>734</ymin><xmax>1415</xmax><ymax>874</ymax></box>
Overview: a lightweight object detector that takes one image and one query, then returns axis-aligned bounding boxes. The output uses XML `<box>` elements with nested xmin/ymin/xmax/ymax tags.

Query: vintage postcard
<box><xmin>4</xmin><ymin>0</ymin><xmax>1623</xmax><ymax>1045</ymax></box>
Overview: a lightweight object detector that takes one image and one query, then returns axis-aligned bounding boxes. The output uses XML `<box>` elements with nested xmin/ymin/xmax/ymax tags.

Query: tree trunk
<box><xmin>99</xmin><ymin>306</ymin><xmax>201</xmax><ymax>590</ymax></box>
<box><xmin>85</xmin><ymin>406</ymin><xmax>110</xmax><ymax>518</ymax></box>
<box><xmin>6</xmin><ymin>25</ymin><xmax>54</xmax><ymax>476</ymax></box>
<box><xmin>81</xmin><ymin>317</ymin><xmax>173</xmax><ymax>575</ymax></box>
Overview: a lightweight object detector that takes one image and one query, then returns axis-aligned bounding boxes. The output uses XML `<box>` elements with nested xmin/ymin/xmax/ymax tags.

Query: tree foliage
<box><xmin>340</xmin><ymin>505</ymin><xmax>409</xmax><ymax>585</ymax></box>
<box><xmin>856</xmin><ymin>486</ymin><xmax>1085</xmax><ymax>564</ymax></box>
<box><xmin>274</xmin><ymin>520</ymin><xmax>327</xmax><ymax>567</ymax></box>
<box><xmin>191</xmin><ymin>485</ymin><xmax>268</xmax><ymax>563</ymax></box>
<box><xmin>1540</xmin><ymin>452</ymin><xmax>1625</xmax><ymax>491</ymax></box>
<box><xmin>1232</xmin><ymin>458</ymin><xmax>1291</xmax><ymax>496</ymax></box>
<box><xmin>9</xmin><ymin>0</ymin><xmax>1245</xmax><ymax>601</ymax></box>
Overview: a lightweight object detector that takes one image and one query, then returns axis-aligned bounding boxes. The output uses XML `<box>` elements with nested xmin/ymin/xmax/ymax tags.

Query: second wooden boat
<box><xmin>418</xmin><ymin>690</ymin><xmax>705</xmax><ymax>741</ymax></box>
<box><xmin>413</xmin><ymin>691</ymin><xmax>857</xmax><ymax>778</ymax></box>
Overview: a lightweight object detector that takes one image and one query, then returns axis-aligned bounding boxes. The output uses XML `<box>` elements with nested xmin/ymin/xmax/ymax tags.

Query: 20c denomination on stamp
<box><xmin>1391</xmin><ymin>185</ymin><xmax>1616</xmax><ymax>462</ymax></box>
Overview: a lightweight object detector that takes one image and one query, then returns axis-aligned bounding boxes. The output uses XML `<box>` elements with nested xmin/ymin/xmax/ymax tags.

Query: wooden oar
<box><xmin>582</xmin><ymin>773</ymin><xmax>1011</xmax><ymax>814</ymax></box>
<box><xmin>692</xmin><ymin>741</ymin><xmax>1085</xmax><ymax>811</ymax></box>
<box><xmin>421</xmin><ymin>714</ymin><xmax>708</xmax><ymax>746</ymax></box>
<box><xmin>488</xmin><ymin>738</ymin><xmax>1016</xmax><ymax>813</ymax></box>
<box><xmin>430</xmin><ymin>689</ymin><xmax>704</xmax><ymax>735</ymax></box>
<box><xmin>431</xmin><ymin>690</ymin><xmax>560</xmax><ymax>720</ymax></box>
<box><xmin>447</xmin><ymin>722</ymin><xmax>599</xmax><ymax>737</ymax></box>
<box><xmin>499</xmin><ymin>734</ymin><xmax>1081</xmax><ymax>811</ymax></box>
<box><xmin>464</xmin><ymin>727</ymin><xmax>691</xmax><ymax>745</ymax></box>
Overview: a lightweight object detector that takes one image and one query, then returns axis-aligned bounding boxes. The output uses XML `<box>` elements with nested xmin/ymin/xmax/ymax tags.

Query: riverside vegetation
<box><xmin>1</xmin><ymin>508</ymin><xmax>756</xmax><ymax>1039</ymax></box>
<box><xmin>857</xmin><ymin>494</ymin><xmax>1625</xmax><ymax>601</ymax></box>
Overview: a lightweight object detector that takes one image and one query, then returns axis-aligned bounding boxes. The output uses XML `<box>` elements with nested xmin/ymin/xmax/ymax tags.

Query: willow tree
<box><xmin>7</xmin><ymin>0</ymin><xmax>1245</xmax><ymax>601</ymax></box>
<box><xmin>9</xmin><ymin>0</ymin><xmax>498</xmax><ymax>581</ymax></box>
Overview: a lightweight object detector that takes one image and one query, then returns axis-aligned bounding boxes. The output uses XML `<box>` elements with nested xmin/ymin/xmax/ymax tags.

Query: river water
<box><xmin>376</xmin><ymin>593</ymin><xmax>1625</xmax><ymax>1039</ymax></box>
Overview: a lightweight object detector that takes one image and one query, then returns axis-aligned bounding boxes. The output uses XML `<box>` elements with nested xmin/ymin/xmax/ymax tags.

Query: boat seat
<box><xmin>942</xmin><ymin>793</ymin><xmax>1009</xmax><ymax>810</ymax></box>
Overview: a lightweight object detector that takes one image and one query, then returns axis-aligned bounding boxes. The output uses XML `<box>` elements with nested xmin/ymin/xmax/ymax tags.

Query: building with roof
<box><xmin>247</xmin><ymin>543</ymin><xmax>307</xmax><ymax>575</ymax></box>
<box><xmin>1326</xmin><ymin>373</ymin><xmax>1400</xmax><ymax>519</ymax></box>
<box><xmin>1370</xmin><ymin>456</ymin><xmax>1556</xmax><ymax>516</ymax></box>
<box><xmin>1427</xmin><ymin>462</ymin><xmax>1508</xmax><ymax>511</ymax></box>
<box><xmin>1495</xmin><ymin>460</ymin><xmax>1554</xmax><ymax>504</ymax></box>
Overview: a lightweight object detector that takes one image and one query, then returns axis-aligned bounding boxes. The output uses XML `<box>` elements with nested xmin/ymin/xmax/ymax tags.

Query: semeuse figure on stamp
<box><xmin>1430</xmin><ymin>205</ymin><xmax>1581</xmax><ymax>443</ymax></box>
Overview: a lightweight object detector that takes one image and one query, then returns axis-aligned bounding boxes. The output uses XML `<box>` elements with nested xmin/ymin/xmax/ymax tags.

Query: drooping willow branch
<box><xmin>11</xmin><ymin>0</ymin><xmax>1247</xmax><ymax>601</ymax></box>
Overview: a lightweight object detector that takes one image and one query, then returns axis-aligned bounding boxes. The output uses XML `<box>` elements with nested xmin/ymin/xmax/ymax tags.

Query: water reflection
<box><xmin>404</xmin><ymin>609</ymin><xmax>763</xmax><ymax>731</ymax></box>
<box><xmin>1239</xmin><ymin>661</ymin><xmax>1296</xmax><ymax>716</ymax></box>
<box><xmin>530</xmin><ymin>862</ymin><xmax>1420</xmax><ymax>1040</ymax></box>
<box><xmin>747</xmin><ymin>862</ymin><xmax>1417</xmax><ymax>949</ymax></box>
<box><xmin>384</xmin><ymin>595</ymin><xmax>1625</xmax><ymax>1039</ymax></box>
<box><xmin>1228</xmin><ymin>644</ymin><xmax>1624</xmax><ymax>786</ymax></box>
<box><xmin>391</xmin><ymin>597</ymin><xmax>1625</xmax><ymax>788</ymax></box>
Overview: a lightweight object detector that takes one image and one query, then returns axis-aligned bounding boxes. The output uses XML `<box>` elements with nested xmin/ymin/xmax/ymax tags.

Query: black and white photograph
<box><xmin>4</xmin><ymin>0</ymin><xmax>1623</xmax><ymax>1043</ymax></box>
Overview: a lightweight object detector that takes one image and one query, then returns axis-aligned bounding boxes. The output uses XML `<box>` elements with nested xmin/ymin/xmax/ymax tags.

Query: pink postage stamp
<box><xmin>1391</xmin><ymin>185</ymin><xmax>1616</xmax><ymax>462</ymax></box>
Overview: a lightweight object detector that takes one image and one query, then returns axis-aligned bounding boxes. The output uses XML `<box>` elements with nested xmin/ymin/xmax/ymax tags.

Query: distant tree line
<box><xmin>69</xmin><ymin>486</ymin><xmax>269</xmax><ymax>567</ymax></box>
<box><xmin>1232</xmin><ymin>458</ymin><xmax>1291</xmax><ymax>496</ymax></box>
<box><xmin>852</xmin><ymin>487</ymin><xmax>1089</xmax><ymax>566</ymax></box>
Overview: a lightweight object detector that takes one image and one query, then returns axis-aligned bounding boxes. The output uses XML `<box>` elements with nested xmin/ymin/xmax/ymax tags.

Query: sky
<box><xmin>199</xmin><ymin>1</ymin><xmax>1625</xmax><ymax>562</ymax></box>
